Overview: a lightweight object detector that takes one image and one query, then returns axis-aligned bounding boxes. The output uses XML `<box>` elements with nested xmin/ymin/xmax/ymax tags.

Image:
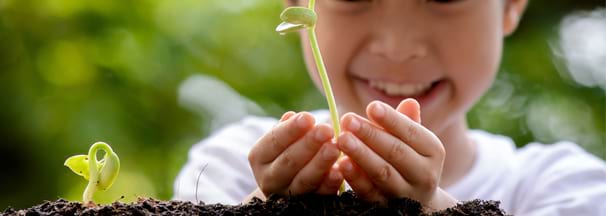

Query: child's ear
<box><xmin>503</xmin><ymin>0</ymin><xmax>528</xmax><ymax>36</ymax></box>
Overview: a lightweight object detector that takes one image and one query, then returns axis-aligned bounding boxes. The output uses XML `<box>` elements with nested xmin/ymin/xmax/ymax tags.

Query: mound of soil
<box><xmin>2</xmin><ymin>191</ymin><xmax>507</xmax><ymax>216</ymax></box>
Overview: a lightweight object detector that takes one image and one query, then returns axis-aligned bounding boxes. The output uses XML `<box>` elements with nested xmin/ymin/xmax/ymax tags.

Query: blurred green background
<box><xmin>0</xmin><ymin>0</ymin><xmax>604</xmax><ymax>209</ymax></box>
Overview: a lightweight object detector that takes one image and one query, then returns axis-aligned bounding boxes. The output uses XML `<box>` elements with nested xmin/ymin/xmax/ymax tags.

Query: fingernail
<box><xmin>280</xmin><ymin>111</ymin><xmax>294</xmax><ymax>122</ymax></box>
<box><xmin>323</xmin><ymin>145</ymin><xmax>338</xmax><ymax>160</ymax></box>
<box><xmin>373</xmin><ymin>102</ymin><xmax>385</xmax><ymax>118</ymax></box>
<box><xmin>347</xmin><ymin>117</ymin><xmax>360</xmax><ymax>132</ymax></box>
<box><xmin>342</xmin><ymin>134</ymin><xmax>357</xmax><ymax>152</ymax></box>
<box><xmin>315</xmin><ymin>128</ymin><xmax>330</xmax><ymax>142</ymax></box>
<box><xmin>342</xmin><ymin>160</ymin><xmax>353</xmax><ymax>173</ymax></box>
<box><xmin>329</xmin><ymin>170</ymin><xmax>341</xmax><ymax>181</ymax></box>
<box><xmin>297</xmin><ymin>114</ymin><xmax>309</xmax><ymax>128</ymax></box>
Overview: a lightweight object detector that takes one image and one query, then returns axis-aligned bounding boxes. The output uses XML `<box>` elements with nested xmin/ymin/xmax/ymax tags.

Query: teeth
<box><xmin>369</xmin><ymin>80</ymin><xmax>432</xmax><ymax>96</ymax></box>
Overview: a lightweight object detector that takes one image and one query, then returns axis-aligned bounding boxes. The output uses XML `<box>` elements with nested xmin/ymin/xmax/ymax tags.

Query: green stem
<box><xmin>307</xmin><ymin>29</ymin><xmax>340</xmax><ymax>141</ymax></box>
<box><xmin>83</xmin><ymin>142</ymin><xmax>113</xmax><ymax>203</ymax></box>
<box><xmin>307</xmin><ymin>0</ymin><xmax>345</xmax><ymax>193</ymax></box>
<box><xmin>308</xmin><ymin>0</ymin><xmax>315</xmax><ymax>8</ymax></box>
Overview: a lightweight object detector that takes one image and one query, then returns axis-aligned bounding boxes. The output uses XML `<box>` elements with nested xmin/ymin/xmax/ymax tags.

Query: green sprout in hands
<box><xmin>277</xmin><ymin>0</ymin><xmax>344</xmax><ymax>192</ymax></box>
<box><xmin>64</xmin><ymin>142</ymin><xmax>120</xmax><ymax>204</ymax></box>
<box><xmin>277</xmin><ymin>1</ymin><xmax>340</xmax><ymax>144</ymax></box>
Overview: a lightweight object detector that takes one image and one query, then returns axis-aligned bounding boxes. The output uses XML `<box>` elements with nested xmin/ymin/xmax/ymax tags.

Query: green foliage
<box><xmin>0</xmin><ymin>0</ymin><xmax>603</xmax><ymax>209</ymax></box>
<box><xmin>64</xmin><ymin>155</ymin><xmax>98</xmax><ymax>181</ymax></box>
<box><xmin>64</xmin><ymin>142</ymin><xmax>120</xmax><ymax>203</ymax></box>
<box><xmin>276</xmin><ymin>7</ymin><xmax>317</xmax><ymax>34</ymax></box>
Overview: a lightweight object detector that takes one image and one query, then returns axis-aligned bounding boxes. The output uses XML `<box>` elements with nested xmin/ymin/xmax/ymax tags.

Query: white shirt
<box><xmin>173</xmin><ymin>110</ymin><xmax>606</xmax><ymax>215</ymax></box>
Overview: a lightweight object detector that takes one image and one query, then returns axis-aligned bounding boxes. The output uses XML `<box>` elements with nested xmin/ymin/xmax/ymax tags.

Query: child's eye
<box><xmin>425</xmin><ymin>0</ymin><xmax>471</xmax><ymax>15</ymax></box>
<box><xmin>336</xmin><ymin>0</ymin><xmax>371</xmax><ymax>2</ymax></box>
<box><xmin>333</xmin><ymin>0</ymin><xmax>372</xmax><ymax>4</ymax></box>
<box><xmin>428</xmin><ymin>0</ymin><xmax>466</xmax><ymax>4</ymax></box>
<box><xmin>324</xmin><ymin>0</ymin><xmax>372</xmax><ymax>14</ymax></box>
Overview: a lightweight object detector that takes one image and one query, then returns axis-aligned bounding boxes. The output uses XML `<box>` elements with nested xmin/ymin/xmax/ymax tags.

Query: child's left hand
<box><xmin>336</xmin><ymin>99</ymin><xmax>457</xmax><ymax>211</ymax></box>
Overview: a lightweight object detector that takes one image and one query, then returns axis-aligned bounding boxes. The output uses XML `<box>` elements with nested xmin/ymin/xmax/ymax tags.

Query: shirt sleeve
<box><xmin>515</xmin><ymin>142</ymin><xmax>606</xmax><ymax>216</ymax></box>
<box><xmin>172</xmin><ymin>115</ymin><xmax>277</xmax><ymax>204</ymax></box>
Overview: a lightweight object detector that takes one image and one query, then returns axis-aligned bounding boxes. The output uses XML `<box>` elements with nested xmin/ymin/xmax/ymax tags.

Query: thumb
<box><xmin>396</xmin><ymin>98</ymin><xmax>421</xmax><ymax>124</ymax></box>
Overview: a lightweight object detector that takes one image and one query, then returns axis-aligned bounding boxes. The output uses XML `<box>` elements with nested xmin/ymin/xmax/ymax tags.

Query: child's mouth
<box><xmin>357</xmin><ymin>77</ymin><xmax>445</xmax><ymax>108</ymax></box>
<box><xmin>368</xmin><ymin>80</ymin><xmax>434</xmax><ymax>97</ymax></box>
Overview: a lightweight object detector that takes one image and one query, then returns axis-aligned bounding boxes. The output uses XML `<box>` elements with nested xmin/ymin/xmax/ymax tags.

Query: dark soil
<box><xmin>2</xmin><ymin>191</ymin><xmax>507</xmax><ymax>216</ymax></box>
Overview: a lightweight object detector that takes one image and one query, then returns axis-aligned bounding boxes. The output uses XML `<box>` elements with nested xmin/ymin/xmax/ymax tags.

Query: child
<box><xmin>174</xmin><ymin>0</ymin><xmax>606</xmax><ymax>214</ymax></box>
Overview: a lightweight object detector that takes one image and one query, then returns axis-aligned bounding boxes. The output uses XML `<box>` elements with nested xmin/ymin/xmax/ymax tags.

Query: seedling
<box><xmin>64</xmin><ymin>142</ymin><xmax>120</xmax><ymax>204</ymax></box>
<box><xmin>276</xmin><ymin>0</ymin><xmax>344</xmax><ymax>192</ymax></box>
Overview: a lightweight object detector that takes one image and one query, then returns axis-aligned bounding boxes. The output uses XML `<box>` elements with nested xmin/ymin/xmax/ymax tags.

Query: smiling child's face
<box><xmin>290</xmin><ymin>0</ymin><xmax>526</xmax><ymax>135</ymax></box>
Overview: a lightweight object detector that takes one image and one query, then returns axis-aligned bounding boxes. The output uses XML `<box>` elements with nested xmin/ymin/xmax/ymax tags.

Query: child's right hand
<box><xmin>248</xmin><ymin>112</ymin><xmax>344</xmax><ymax>198</ymax></box>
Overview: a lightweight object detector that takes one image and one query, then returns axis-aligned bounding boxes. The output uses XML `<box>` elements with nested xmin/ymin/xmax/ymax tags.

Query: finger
<box><xmin>337</xmin><ymin>156</ymin><xmax>386</xmax><ymax>203</ymax></box>
<box><xmin>337</xmin><ymin>132</ymin><xmax>411</xmax><ymax>197</ymax></box>
<box><xmin>280</xmin><ymin>111</ymin><xmax>297</xmax><ymax>122</ymax></box>
<box><xmin>396</xmin><ymin>99</ymin><xmax>421</xmax><ymax>124</ymax></box>
<box><xmin>366</xmin><ymin>101</ymin><xmax>443</xmax><ymax>157</ymax></box>
<box><xmin>285</xmin><ymin>136</ymin><xmax>339</xmax><ymax>194</ymax></box>
<box><xmin>269</xmin><ymin>124</ymin><xmax>334</xmax><ymax>191</ymax></box>
<box><xmin>249</xmin><ymin>112</ymin><xmax>315</xmax><ymax>164</ymax></box>
<box><xmin>341</xmin><ymin>113</ymin><xmax>427</xmax><ymax>184</ymax></box>
<box><xmin>315</xmin><ymin>164</ymin><xmax>344</xmax><ymax>195</ymax></box>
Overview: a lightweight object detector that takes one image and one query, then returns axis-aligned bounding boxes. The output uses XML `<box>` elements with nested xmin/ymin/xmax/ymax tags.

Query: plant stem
<box><xmin>307</xmin><ymin>31</ymin><xmax>340</xmax><ymax>140</ymax></box>
<box><xmin>307</xmin><ymin>1</ymin><xmax>340</xmax><ymax>143</ymax></box>
<box><xmin>308</xmin><ymin>0</ymin><xmax>315</xmax><ymax>8</ymax></box>
<box><xmin>307</xmin><ymin>0</ymin><xmax>345</xmax><ymax>193</ymax></box>
<box><xmin>82</xmin><ymin>142</ymin><xmax>113</xmax><ymax>203</ymax></box>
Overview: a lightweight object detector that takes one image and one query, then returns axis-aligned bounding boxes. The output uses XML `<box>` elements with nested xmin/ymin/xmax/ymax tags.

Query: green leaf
<box><xmin>276</xmin><ymin>22</ymin><xmax>306</xmax><ymax>35</ymax></box>
<box><xmin>280</xmin><ymin>7</ymin><xmax>317</xmax><ymax>26</ymax></box>
<box><xmin>97</xmin><ymin>151</ymin><xmax>120</xmax><ymax>190</ymax></box>
<box><xmin>64</xmin><ymin>155</ymin><xmax>92</xmax><ymax>180</ymax></box>
<box><xmin>276</xmin><ymin>7</ymin><xmax>317</xmax><ymax>35</ymax></box>
<box><xmin>64</xmin><ymin>154</ymin><xmax>104</xmax><ymax>181</ymax></box>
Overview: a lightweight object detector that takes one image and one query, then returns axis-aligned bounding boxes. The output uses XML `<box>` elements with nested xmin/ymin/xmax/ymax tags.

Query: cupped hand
<box><xmin>336</xmin><ymin>99</ymin><xmax>457</xmax><ymax>211</ymax></box>
<box><xmin>248</xmin><ymin>112</ymin><xmax>344</xmax><ymax>199</ymax></box>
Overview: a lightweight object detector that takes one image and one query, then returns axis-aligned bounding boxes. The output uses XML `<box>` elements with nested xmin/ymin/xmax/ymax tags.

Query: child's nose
<box><xmin>368</xmin><ymin>9</ymin><xmax>428</xmax><ymax>63</ymax></box>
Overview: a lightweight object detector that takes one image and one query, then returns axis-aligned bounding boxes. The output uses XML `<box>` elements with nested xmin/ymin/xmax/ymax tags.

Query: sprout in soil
<box><xmin>276</xmin><ymin>0</ymin><xmax>345</xmax><ymax>192</ymax></box>
<box><xmin>64</xmin><ymin>142</ymin><xmax>120</xmax><ymax>204</ymax></box>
